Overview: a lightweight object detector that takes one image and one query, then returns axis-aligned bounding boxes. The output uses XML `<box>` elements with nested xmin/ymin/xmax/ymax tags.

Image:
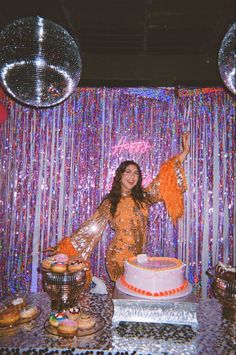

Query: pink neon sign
<box><xmin>112</xmin><ymin>137</ymin><xmax>151</xmax><ymax>155</ymax></box>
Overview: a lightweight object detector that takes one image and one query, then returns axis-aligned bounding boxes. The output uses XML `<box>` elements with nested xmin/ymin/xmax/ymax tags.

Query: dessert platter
<box><xmin>0</xmin><ymin>296</ymin><xmax>41</xmax><ymax>330</ymax></box>
<box><xmin>44</xmin><ymin>308</ymin><xmax>106</xmax><ymax>338</ymax></box>
<box><xmin>116</xmin><ymin>254</ymin><xmax>192</xmax><ymax>300</ymax></box>
<box><xmin>40</xmin><ymin>253</ymin><xmax>106</xmax><ymax>337</ymax></box>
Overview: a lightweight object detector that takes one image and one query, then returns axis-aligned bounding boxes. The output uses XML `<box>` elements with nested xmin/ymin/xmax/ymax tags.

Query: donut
<box><xmin>77</xmin><ymin>313</ymin><xmax>96</xmax><ymax>330</ymax></box>
<box><xmin>221</xmin><ymin>271</ymin><xmax>236</xmax><ymax>282</ymax></box>
<box><xmin>0</xmin><ymin>307</ymin><xmax>21</xmax><ymax>326</ymax></box>
<box><xmin>20</xmin><ymin>305</ymin><xmax>38</xmax><ymax>319</ymax></box>
<box><xmin>11</xmin><ymin>297</ymin><xmax>26</xmax><ymax>311</ymax></box>
<box><xmin>216</xmin><ymin>262</ymin><xmax>236</xmax><ymax>280</ymax></box>
<box><xmin>57</xmin><ymin>319</ymin><xmax>77</xmax><ymax>335</ymax></box>
<box><xmin>42</xmin><ymin>257</ymin><xmax>55</xmax><ymax>270</ymax></box>
<box><xmin>54</xmin><ymin>254</ymin><xmax>69</xmax><ymax>263</ymax></box>
<box><xmin>50</xmin><ymin>262</ymin><xmax>67</xmax><ymax>273</ymax></box>
<box><xmin>49</xmin><ymin>312</ymin><xmax>68</xmax><ymax>327</ymax></box>
<box><xmin>66</xmin><ymin>306</ymin><xmax>80</xmax><ymax>320</ymax></box>
<box><xmin>68</xmin><ymin>262</ymin><xmax>84</xmax><ymax>273</ymax></box>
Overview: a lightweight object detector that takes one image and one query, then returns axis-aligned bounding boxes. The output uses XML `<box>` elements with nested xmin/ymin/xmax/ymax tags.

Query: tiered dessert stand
<box><xmin>39</xmin><ymin>264</ymin><xmax>106</xmax><ymax>337</ymax></box>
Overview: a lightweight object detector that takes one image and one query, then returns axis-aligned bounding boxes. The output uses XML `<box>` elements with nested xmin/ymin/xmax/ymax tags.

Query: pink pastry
<box><xmin>57</xmin><ymin>319</ymin><xmax>77</xmax><ymax>334</ymax></box>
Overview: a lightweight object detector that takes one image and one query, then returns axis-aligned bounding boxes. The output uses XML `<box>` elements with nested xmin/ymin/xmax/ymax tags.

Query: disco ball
<box><xmin>218</xmin><ymin>23</ymin><xmax>236</xmax><ymax>95</ymax></box>
<box><xmin>0</xmin><ymin>17</ymin><xmax>82</xmax><ymax>107</ymax></box>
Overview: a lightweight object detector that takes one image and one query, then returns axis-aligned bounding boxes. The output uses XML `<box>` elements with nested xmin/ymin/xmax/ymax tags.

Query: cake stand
<box><xmin>112</xmin><ymin>282</ymin><xmax>198</xmax><ymax>330</ymax></box>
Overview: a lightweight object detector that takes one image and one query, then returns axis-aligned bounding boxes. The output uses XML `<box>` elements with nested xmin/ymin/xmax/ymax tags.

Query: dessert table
<box><xmin>0</xmin><ymin>291</ymin><xmax>235</xmax><ymax>355</ymax></box>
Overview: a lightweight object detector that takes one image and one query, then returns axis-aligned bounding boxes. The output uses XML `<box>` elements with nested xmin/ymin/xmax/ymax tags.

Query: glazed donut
<box><xmin>57</xmin><ymin>319</ymin><xmax>77</xmax><ymax>335</ymax></box>
<box><xmin>0</xmin><ymin>307</ymin><xmax>21</xmax><ymax>326</ymax></box>
<box><xmin>42</xmin><ymin>257</ymin><xmax>55</xmax><ymax>270</ymax></box>
<box><xmin>54</xmin><ymin>253</ymin><xmax>69</xmax><ymax>263</ymax></box>
<box><xmin>77</xmin><ymin>313</ymin><xmax>96</xmax><ymax>330</ymax></box>
<box><xmin>66</xmin><ymin>306</ymin><xmax>80</xmax><ymax>320</ymax></box>
<box><xmin>216</xmin><ymin>262</ymin><xmax>236</xmax><ymax>279</ymax></box>
<box><xmin>50</xmin><ymin>262</ymin><xmax>67</xmax><ymax>273</ymax></box>
<box><xmin>11</xmin><ymin>297</ymin><xmax>26</xmax><ymax>311</ymax></box>
<box><xmin>20</xmin><ymin>305</ymin><xmax>38</xmax><ymax>319</ymax></box>
<box><xmin>68</xmin><ymin>262</ymin><xmax>84</xmax><ymax>273</ymax></box>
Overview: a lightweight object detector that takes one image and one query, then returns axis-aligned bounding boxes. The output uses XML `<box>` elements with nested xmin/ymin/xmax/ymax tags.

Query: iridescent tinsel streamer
<box><xmin>0</xmin><ymin>87</ymin><xmax>235</xmax><ymax>299</ymax></box>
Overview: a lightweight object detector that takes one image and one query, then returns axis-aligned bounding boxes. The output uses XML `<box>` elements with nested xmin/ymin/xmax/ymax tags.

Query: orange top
<box><xmin>56</xmin><ymin>156</ymin><xmax>187</xmax><ymax>281</ymax></box>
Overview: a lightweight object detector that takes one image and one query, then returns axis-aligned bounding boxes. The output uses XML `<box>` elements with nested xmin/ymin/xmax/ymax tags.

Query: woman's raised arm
<box><xmin>178</xmin><ymin>132</ymin><xmax>190</xmax><ymax>163</ymax></box>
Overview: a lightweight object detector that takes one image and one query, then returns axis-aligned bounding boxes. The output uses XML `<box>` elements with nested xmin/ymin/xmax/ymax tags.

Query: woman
<box><xmin>52</xmin><ymin>133</ymin><xmax>190</xmax><ymax>281</ymax></box>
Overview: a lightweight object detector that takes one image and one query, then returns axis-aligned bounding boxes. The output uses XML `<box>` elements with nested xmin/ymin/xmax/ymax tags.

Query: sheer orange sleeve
<box><xmin>55</xmin><ymin>199</ymin><xmax>111</xmax><ymax>259</ymax></box>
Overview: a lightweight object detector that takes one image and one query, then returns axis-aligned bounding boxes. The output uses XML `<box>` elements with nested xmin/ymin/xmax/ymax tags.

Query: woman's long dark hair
<box><xmin>105</xmin><ymin>160</ymin><xmax>147</xmax><ymax>217</ymax></box>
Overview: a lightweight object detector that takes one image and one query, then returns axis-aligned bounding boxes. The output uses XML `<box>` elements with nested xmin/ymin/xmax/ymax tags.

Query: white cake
<box><xmin>116</xmin><ymin>254</ymin><xmax>191</xmax><ymax>299</ymax></box>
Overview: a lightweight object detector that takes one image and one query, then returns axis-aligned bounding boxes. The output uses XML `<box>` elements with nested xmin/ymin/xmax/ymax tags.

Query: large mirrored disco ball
<box><xmin>218</xmin><ymin>23</ymin><xmax>236</xmax><ymax>96</ymax></box>
<box><xmin>0</xmin><ymin>17</ymin><xmax>82</xmax><ymax>107</ymax></box>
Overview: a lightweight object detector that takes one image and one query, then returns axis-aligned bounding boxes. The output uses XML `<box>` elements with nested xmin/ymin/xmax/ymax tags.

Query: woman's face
<box><xmin>120</xmin><ymin>164</ymin><xmax>139</xmax><ymax>193</ymax></box>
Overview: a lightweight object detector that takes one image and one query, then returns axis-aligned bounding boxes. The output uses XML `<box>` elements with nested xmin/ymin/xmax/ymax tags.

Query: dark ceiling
<box><xmin>0</xmin><ymin>0</ymin><xmax>235</xmax><ymax>87</ymax></box>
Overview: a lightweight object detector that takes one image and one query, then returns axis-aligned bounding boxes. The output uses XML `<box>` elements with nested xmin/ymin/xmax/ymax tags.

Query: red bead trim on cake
<box><xmin>120</xmin><ymin>275</ymin><xmax>188</xmax><ymax>297</ymax></box>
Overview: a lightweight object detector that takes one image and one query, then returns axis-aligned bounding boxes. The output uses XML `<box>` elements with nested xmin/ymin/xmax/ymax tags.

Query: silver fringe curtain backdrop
<box><xmin>0</xmin><ymin>87</ymin><xmax>235</xmax><ymax>299</ymax></box>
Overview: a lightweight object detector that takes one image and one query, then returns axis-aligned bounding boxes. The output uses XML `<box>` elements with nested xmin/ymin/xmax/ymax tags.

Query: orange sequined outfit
<box><xmin>56</xmin><ymin>156</ymin><xmax>187</xmax><ymax>281</ymax></box>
